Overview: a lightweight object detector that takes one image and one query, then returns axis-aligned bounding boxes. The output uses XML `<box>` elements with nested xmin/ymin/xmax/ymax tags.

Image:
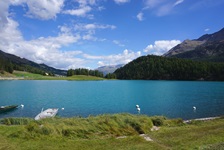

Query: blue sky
<box><xmin>0</xmin><ymin>0</ymin><xmax>224</xmax><ymax>70</ymax></box>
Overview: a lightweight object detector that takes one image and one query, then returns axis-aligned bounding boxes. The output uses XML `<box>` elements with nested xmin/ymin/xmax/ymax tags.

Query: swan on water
<box><xmin>137</xmin><ymin>107</ymin><xmax>140</xmax><ymax>111</ymax></box>
<box><xmin>193</xmin><ymin>106</ymin><xmax>196</xmax><ymax>110</ymax></box>
<box><xmin>136</xmin><ymin>104</ymin><xmax>140</xmax><ymax>112</ymax></box>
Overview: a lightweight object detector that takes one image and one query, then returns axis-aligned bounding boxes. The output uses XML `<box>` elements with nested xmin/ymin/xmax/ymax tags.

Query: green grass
<box><xmin>0</xmin><ymin>114</ymin><xmax>224</xmax><ymax>149</ymax></box>
<box><xmin>67</xmin><ymin>75</ymin><xmax>105</xmax><ymax>81</ymax></box>
<box><xmin>0</xmin><ymin>71</ymin><xmax>16</xmax><ymax>77</ymax></box>
<box><xmin>13</xmin><ymin>71</ymin><xmax>45</xmax><ymax>79</ymax></box>
<box><xmin>12</xmin><ymin>71</ymin><xmax>105</xmax><ymax>80</ymax></box>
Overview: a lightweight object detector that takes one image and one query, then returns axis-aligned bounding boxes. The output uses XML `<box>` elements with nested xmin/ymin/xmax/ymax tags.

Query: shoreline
<box><xmin>0</xmin><ymin>77</ymin><xmax>24</xmax><ymax>80</ymax></box>
<box><xmin>0</xmin><ymin>113</ymin><xmax>222</xmax><ymax>122</ymax></box>
<box><xmin>183</xmin><ymin>116</ymin><xmax>221</xmax><ymax>123</ymax></box>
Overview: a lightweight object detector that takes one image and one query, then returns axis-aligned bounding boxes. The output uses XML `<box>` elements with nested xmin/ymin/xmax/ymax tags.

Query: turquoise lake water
<box><xmin>0</xmin><ymin>80</ymin><xmax>224</xmax><ymax>120</ymax></box>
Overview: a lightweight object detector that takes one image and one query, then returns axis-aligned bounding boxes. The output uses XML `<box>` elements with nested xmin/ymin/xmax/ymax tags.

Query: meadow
<box><xmin>0</xmin><ymin>71</ymin><xmax>105</xmax><ymax>80</ymax></box>
<box><xmin>0</xmin><ymin>114</ymin><xmax>224</xmax><ymax>150</ymax></box>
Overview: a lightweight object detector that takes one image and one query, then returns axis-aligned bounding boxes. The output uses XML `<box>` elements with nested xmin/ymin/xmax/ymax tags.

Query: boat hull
<box><xmin>0</xmin><ymin>105</ymin><xmax>18</xmax><ymax>113</ymax></box>
<box><xmin>35</xmin><ymin>108</ymin><xmax>58</xmax><ymax>120</ymax></box>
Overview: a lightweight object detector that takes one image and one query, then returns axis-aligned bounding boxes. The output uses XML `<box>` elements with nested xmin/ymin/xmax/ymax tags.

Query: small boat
<box><xmin>35</xmin><ymin>108</ymin><xmax>58</xmax><ymax>120</ymax></box>
<box><xmin>0</xmin><ymin>105</ymin><xmax>18</xmax><ymax>113</ymax></box>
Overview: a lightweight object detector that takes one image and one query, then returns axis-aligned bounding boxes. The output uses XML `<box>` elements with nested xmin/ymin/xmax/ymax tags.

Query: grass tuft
<box><xmin>1</xmin><ymin>118</ymin><xmax>32</xmax><ymax>125</ymax></box>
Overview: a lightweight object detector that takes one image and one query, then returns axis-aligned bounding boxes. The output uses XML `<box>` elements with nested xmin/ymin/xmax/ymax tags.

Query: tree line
<box><xmin>114</xmin><ymin>55</ymin><xmax>224</xmax><ymax>81</ymax></box>
<box><xmin>0</xmin><ymin>59</ymin><xmax>13</xmax><ymax>74</ymax></box>
<box><xmin>67</xmin><ymin>68</ymin><xmax>104</xmax><ymax>78</ymax></box>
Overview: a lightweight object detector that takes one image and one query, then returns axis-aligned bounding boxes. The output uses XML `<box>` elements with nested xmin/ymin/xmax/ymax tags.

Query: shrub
<box><xmin>164</xmin><ymin>118</ymin><xmax>184</xmax><ymax>127</ymax></box>
<box><xmin>26</xmin><ymin>122</ymin><xmax>39</xmax><ymax>132</ymax></box>
<box><xmin>151</xmin><ymin>116</ymin><xmax>166</xmax><ymax>126</ymax></box>
<box><xmin>125</xmin><ymin>119</ymin><xmax>144</xmax><ymax>134</ymax></box>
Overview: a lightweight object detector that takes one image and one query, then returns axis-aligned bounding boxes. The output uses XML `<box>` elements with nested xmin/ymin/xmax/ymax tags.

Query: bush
<box><xmin>151</xmin><ymin>116</ymin><xmax>166</xmax><ymax>126</ymax></box>
<box><xmin>26</xmin><ymin>122</ymin><xmax>39</xmax><ymax>132</ymax></box>
<box><xmin>125</xmin><ymin>119</ymin><xmax>145</xmax><ymax>134</ymax></box>
<box><xmin>163</xmin><ymin>118</ymin><xmax>184</xmax><ymax>127</ymax></box>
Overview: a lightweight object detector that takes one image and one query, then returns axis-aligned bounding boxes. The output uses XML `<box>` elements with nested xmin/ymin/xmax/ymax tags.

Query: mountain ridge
<box><xmin>164</xmin><ymin>28</ymin><xmax>224</xmax><ymax>62</ymax></box>
<box><xmin>96</xmin><ymin>64</ymin><xmax>124</xmax><ymax>75</ymax></box>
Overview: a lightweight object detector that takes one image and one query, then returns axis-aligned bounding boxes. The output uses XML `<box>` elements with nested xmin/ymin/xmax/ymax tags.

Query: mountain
<box><xmin>114</xmin><ymin>55</ymin><xmax>224</xmax><ymax>81</ymax></box>
<box><xmin>96</xmin><ymin>64</ymin><xmax>124</xmax><ymax>75</ymax></box>
<box><xmin>164</xmin><ymin>28</ymin><xmax>224</xmax><ymax>62</ymax></box>
<box><xmin>0</xmin><ymin>50</ymin><xmax>66</xmax><ymax>75</ymax></box>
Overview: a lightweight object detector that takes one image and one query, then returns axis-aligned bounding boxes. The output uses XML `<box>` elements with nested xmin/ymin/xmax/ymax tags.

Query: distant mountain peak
<box><xmin>197</xmin><ymin>28</ymin><xmax>224</xmax><ymax>41</ymax></box>
<box><xmin>163</xmin><ymin>27</ymin><xmax>224</xmax><ymax>62</ymax></box>
<box><xmin>96</xmin><ymin>64</ymin><xmax>124</xmax><ymax>75</ymax></box>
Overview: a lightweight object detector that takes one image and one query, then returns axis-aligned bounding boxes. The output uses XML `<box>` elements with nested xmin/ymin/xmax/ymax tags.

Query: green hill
<box><xmin>114</xmin><ymin>55</ymin><xmax>224</xmax><ymax>81</ymax></box>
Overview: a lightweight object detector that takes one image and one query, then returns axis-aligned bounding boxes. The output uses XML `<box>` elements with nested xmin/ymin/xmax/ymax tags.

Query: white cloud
<box><xmin>98</xmin><ymin>6</ymin><xmax>105</xmax><ymax>11</ymax></box>
<box><xmin>143</xmin><ymin>40</ymin><xmax>181</xmax><ymax>55</ymax></box>
<box><xmin>75</xmin><ymin>23</ymin><xmax>116</xmax><ymax>31</ymax></box>
<box><xmin>204</xmin><ymin>28</ymin><xmax>210</xmax><ymax>32</ymax></box>
<box><xmin>25</xmin><ymin>0</ymin><xmax>64</xmax><ymax>20</ymax></box>
<box><xmin>190</xmin><ymin>0</ymin><xmax>224</xmax><ymax>10</ymax></box>
<box><xmin>82</xmin><ymin>34</ymin><xmax>97</xmax><ymax>41</ymax></box>
<box><xmin>73</xmin><ymin>23</ymin><xmax>116</xmax><ymax>42</ymax></box>
<box><xmin>0</xmin><ymin>1</ymin><xmax>10</xmax><ymax>27</ymax></box>
<box><xmin>137</xmin><ymin>12</ymin><xmax>144</xmax><ymax>21</ymax></box>
<box><xmin>156</xmin><ymin>3</ymin><xmax>173</xmax><ymax>16</ymax></box>
<box><xmin>98</xmin><ymin>49</ymin><xmax>141</xmax><ymax>67</ymax></box>
<box><xmin>63</xmin><ymin>6</ymin><xmax>92</xmax><ymax>17</ymax></box>
<box><xmin>113</xmin><ymin>40</ymin><xmax>125</xmax><ymax>47</ymax></box>
<box><xmin>62</xmin><ymin>0</ymin><xmax>102</xmax><ymax>18</ymax></box>
<box><xmin>144</xmin><ymin>0</ymin><xmax>162</xmax><ymax>8</ymax></box>
<box><xmin>0</xmin><ymin>0</ymin><xmax>64</xmax><ymax>22</ymax></box>
<box><xmin>0</xmin><ymin>17</ymin><xmax>84</xmax><ymax>69</ymax></box>
<box><xmin>114</xmin><ymin>0</ymin><xmax>130</xmax><ymax>4</ymax></box>
<box><xmin>0</xmin><ymin>0</ymin><xmax>158</xmax><ymax>70</ymax></box>
<box><xmin>83</xmin><ymin>49</ymin><xmax>141</xmax><ymax>67</ymax></box>
<box><xmin>143</xmin><ymin>0</ymin><xmax>184</xmax><ymax>16</ymax></box>
<box><xmin>174</xmin><ymin>0</ymin><xmax>184</xmax><ymax>6</ymax></box>
<box><xmin>0</xmin><ymin>0</ymin><xmax>124</xmax><ymax>70</ymax></box>
<box><xmin>0</xmin><ymin>1</ymin><xmax>88</xmax><ymax>70</ymax></box>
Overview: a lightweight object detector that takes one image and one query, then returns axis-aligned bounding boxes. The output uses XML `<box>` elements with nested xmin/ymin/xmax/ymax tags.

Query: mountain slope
<box><xmin>96</xmin><ymin>64</ymin><xmax>124</xmax><ymax>75</ymax></box>
<box><xmin>164</xmin><ymin>28</ymin><xmax>224</xmax><ymax>62</ymax></box>
<box><xmin>114</xmin><ymin>55</ymin><xmax>224</xmax><ymax>81</ymax></box>
<box><xmin>0</xmin><ymin>50</ymin><xmax>66</xmax><ymax>75</ymax></box>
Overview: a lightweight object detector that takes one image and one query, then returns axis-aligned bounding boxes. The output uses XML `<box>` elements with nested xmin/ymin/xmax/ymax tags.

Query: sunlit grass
<box><xmin>12</xmin><ymin>71</ymin><xmax>105</xmax><ymax>80</ymax></box>
<box><xmin>0</xmin><ymin>114</ymin><xmax>224</xmax><ymax>149</ymax></box>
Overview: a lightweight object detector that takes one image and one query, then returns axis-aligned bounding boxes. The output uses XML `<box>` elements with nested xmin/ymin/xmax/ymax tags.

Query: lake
<box><xmin>0</xmin><ymin>80</ymin><xmax>224</xmax><ymax>120</ymax></box>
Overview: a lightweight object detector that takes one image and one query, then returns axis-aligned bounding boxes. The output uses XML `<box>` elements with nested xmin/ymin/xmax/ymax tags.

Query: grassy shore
<box><xmin>0</xmin><ymin>114</ymin><xmax>224</xmax><ymax>149</ymax></box>
<box><xmin>0</xmin><ymin>71</ymin><xmax>105</xmax><ymax>80</ymax></box>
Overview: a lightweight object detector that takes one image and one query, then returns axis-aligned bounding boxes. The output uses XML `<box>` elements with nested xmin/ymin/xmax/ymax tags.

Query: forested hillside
<box><xmin>114</xmin><ymin>55</ymin><xmax>224</xmax><ymax>81</ymax></box>
<box><xmin>0</xmin><ymin>52</ymin><xmax>47</xmax><ymax>75</ymax></box>
<box><xmin>0</xmin><ymin>50</ymin><xmax>66</xmax><ymax>75</ymax></box>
